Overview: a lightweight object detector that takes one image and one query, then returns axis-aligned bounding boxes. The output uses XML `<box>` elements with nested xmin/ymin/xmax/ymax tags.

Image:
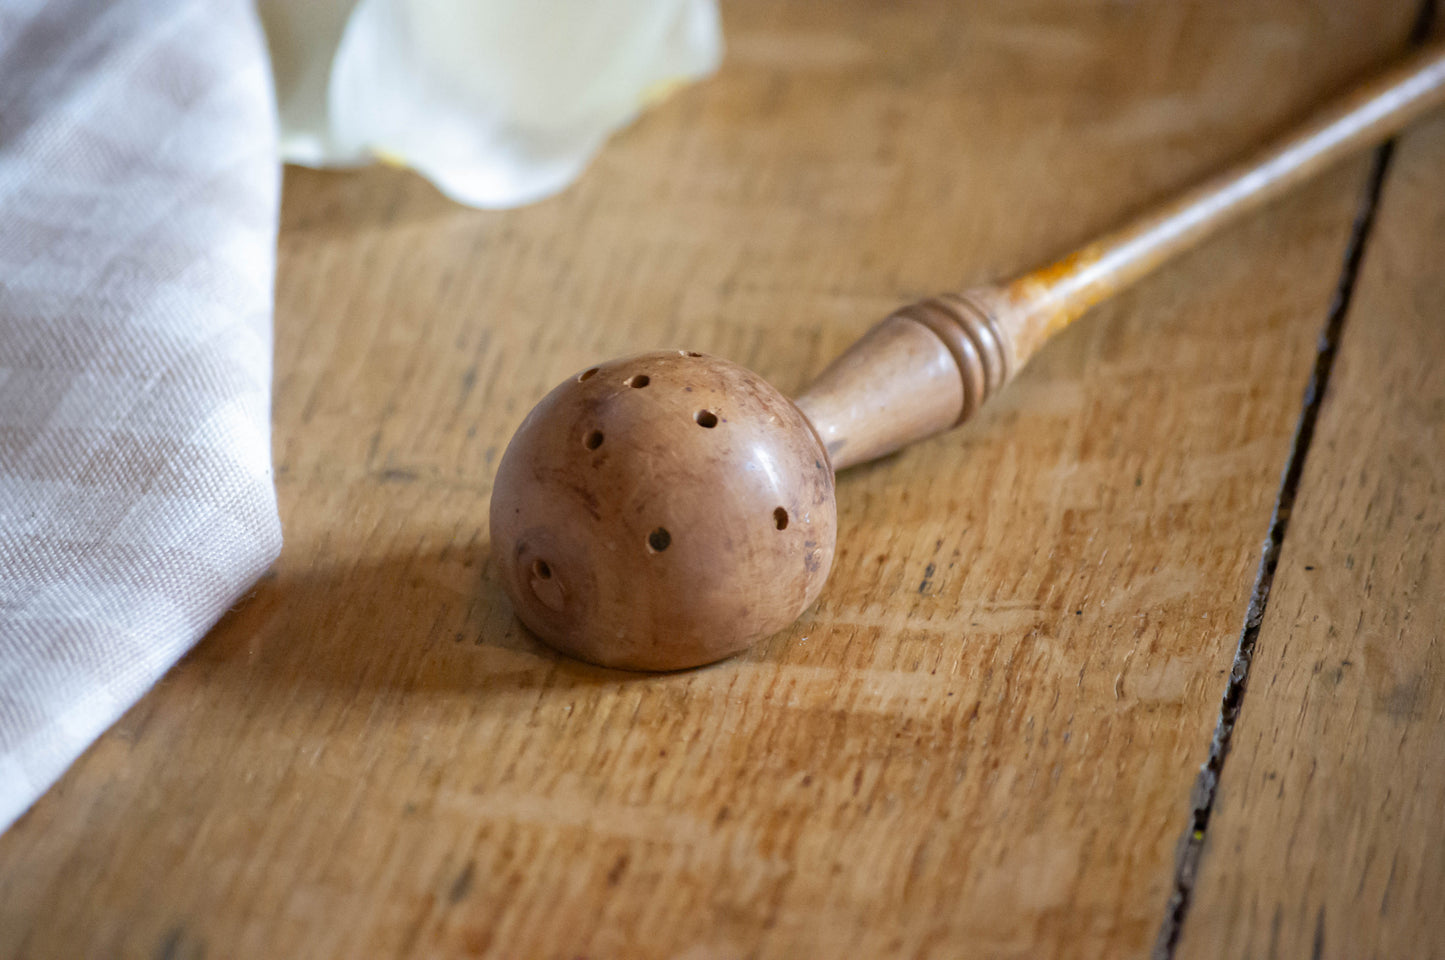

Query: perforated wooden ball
<box><xmin>490</xmin><ymin>351</ymin><xmax>837</xmax><ymax>671</ymax></box>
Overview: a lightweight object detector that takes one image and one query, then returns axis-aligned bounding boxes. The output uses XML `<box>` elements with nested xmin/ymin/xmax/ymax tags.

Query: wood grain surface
<box><xmin>0</xmin><ymin>2</ymin><xmax>1434</xmax><ymax>958</ymax></box>
<box><xmin>1176</xmin><ymin>112</ymin><xmax>1445</xmax><ymax>960</ymax></box>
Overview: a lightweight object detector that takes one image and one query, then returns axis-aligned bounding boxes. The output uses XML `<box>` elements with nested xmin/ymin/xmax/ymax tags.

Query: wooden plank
<box><xmin>1176</xmin><ymin>112</ymin><xmax>1445</xmax><ymax>960</ymax></box>
<box><xmin>0</xmin><ymin>2</ymin><xmax>1422</xmax><ymax>958</ymax></box>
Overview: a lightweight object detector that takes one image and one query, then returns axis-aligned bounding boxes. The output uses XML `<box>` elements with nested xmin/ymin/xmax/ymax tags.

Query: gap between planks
<box><xmin>1154</xmin><ymin>12</ymin><xmax>1439</xmax><ymax>949</ymax></box>
<box><xmin>1149</xmin><ymin>89</ymin><xmax>1402</xmax><ymax>960</ymax></box>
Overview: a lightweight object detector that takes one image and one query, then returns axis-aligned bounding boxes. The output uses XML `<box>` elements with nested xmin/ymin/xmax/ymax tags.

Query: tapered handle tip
<box><xmin>793</xmin><ymin>287</ymin><xmax>1016</xmax><ymax>470</ymax></box>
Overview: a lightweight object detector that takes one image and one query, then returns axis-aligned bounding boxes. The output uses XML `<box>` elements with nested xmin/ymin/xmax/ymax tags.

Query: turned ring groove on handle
<box><xmin>895</xmin><ymin>292</ymin><xmax>1014</xmax><ymax>425</ymax></box>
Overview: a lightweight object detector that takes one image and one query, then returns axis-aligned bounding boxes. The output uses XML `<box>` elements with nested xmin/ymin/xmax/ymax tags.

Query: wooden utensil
<box><xmin>490</xmin><ymin>41</ymin><xmax>1445</xmax><ymax>671</ymax></box>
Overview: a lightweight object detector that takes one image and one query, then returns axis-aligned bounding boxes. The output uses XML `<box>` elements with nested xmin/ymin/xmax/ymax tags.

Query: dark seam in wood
<box><xmin>1151</xmin><ymin>136</ymin><xmax>1394</xmax><ymax>960</ymax></box>
<box><xmin>1147</xmin><ymin>4</ymin><xmax>1436</xmax><ymax>943</ymax></box>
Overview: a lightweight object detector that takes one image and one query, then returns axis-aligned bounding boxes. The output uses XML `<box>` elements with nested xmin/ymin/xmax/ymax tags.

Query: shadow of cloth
<box><xmin>278</xmin><ymin>163</ymin><xmax>469</xmax><ymax>238</ymax></box>
<box><xmin>191</xmin><ymin>543</ymin><xmax>644</xmax><ymax>699</ymax></box>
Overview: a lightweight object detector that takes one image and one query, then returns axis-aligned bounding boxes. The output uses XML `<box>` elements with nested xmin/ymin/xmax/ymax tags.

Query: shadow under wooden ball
<box><xmin>490</xmin><ymin>43</ymin><xmax>1445</xmax><ymax>670</ymax></box>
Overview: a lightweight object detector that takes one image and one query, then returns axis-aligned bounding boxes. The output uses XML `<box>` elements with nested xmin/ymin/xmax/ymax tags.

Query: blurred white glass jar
<box><xmin>259</xmin><ymin>0</ymin><xmax>722</xmax><ymax>208</ymax></box>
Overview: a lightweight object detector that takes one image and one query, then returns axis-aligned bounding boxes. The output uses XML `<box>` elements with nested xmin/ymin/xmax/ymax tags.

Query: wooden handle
<box><xmin>794</xmin><ymin>294</ymin><xmax>1008</xmax><ymax>469</ymax></box>
<box><xmin>797</xmin><ymin>40</ymin><xmax>1445</xmax><ymax>471</ymax></box>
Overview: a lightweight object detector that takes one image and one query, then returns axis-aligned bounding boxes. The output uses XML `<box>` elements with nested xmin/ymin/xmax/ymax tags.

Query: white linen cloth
<box><xmin>0</xmin><ymin>0</ymin><xmax>282</xmax><ymax>831</ymax></box>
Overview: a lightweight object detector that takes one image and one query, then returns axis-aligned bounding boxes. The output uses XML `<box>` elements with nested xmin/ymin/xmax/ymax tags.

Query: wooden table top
<box><xmin>3</xmin><ymin>2</ymin><xmax>1442</xmax><ymax>958</ymax></box>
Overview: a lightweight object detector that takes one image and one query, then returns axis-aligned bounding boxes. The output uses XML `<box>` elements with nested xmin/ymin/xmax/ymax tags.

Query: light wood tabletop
<box><xmin>2</xmin><ymin>1</ymin><xmax>1442</xmax><ymax>958</ymax></box>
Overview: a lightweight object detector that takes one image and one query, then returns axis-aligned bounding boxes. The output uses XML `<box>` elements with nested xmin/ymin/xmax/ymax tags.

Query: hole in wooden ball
<box><xmin>694</xmin><ymin>410</ymin><xmax>718</xmax><ymax>428</ymax></box>
<box><xmin>627</xmin><ymin>374</ymin><xmax>650</xmax><ymax>389</ymax></box>
<box><xmin>578</xmin><ymin>368</ymin><xmax>598</xmax><ymax>382</ymax></box>
<box><xmin>528</xmin><ymin>559</ymin><xmax>566</xmax><ymax>611</ymax></box>
<box><xmin>686</xmin><ymin>351</ymin><xmax>703</xmax><ymax>357</ymax></box>
<box><xmin>584</xmin><ymin>430</ymin><xmax>604</xmax><ymax>450</ymax></box>
<box><xmin>647</xmin><ymin>527</ymin><xmax>671</xmax><ymax>552</ymax></box>
<box><xmin>773</xmin><ymin>507</ymin><xmax>789</xmax><ymax>530</ymax></box>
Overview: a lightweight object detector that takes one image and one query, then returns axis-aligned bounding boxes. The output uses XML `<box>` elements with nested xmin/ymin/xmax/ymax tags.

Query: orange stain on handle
<box><xmin>999</xmin><ymin>243</ymin><xmax>1115</xmax><ymax>362</ymax></box>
